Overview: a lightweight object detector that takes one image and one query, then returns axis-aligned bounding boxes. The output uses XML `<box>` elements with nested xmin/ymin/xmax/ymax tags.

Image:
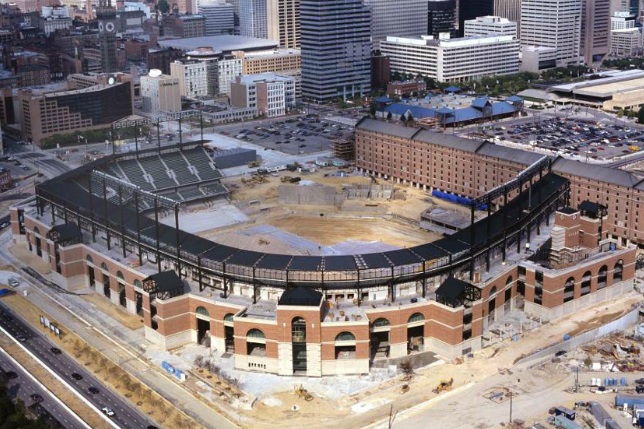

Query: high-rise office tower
<box><xmin>457</xmin><ymin>0</ymin><xmax>493</xmax><ymax>35</ymax></box>
<box><xmin>239</xmin><ymin>0</ymin><xmax>268</xmax><ymax>38</ymax></box>
<box><xmin>300</xmin><ymin>0</ymin><xmax>371</xmax><ymax>101</ymax></box>
<box><xmin>428</xmin><ymin>0</ymin><xmax>456</xmax><ymax>38</ymax></box>
<box><xmin>581</xmin><ymin>0</ymin><xmax>610</xmax><ymax>64</ymax></box>
<box><xmin>493</xmin><ymin>0</ymin><xmax>522</xmax><ymax>32</ymax></box>
<box><xmin>521</xmin><ymin>0</ymin><xmax>582</xmax><ymax>66</ymax></box>
<box><xmin>199</xmin><ymin>0</ymin><xmax>235</xmax><ymax>35</ymax></box>
<box><xmin>365</xmin><ymin>0</ymin><xmax>428</xmax><ymax>48</ymax></box>
<box><xmin>267</xmin><ymin>0</ymin><xmax>300</xmax><ymax>48</ymax></box>
<box><xmin>96</xmin><ymin>0</ymin><xmax>118</xmax><ymax>73</ymax></box>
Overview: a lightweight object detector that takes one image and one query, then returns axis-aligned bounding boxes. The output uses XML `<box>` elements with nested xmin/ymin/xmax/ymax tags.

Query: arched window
<box><xmin>85</xmin><ymin>255</ymin><xmax>93</xmax><ymax>263</ymax></box>
<box><xmin>614</xmin><ymin>260</ymin><xmax>623</xmax><ymax>282</ymax></box>
<box><xmin>335</xmin><ymin>331</ymin><xmax>356</xmax><ymax>342</ymax></box>
<box><xmin>489</xmin><ymin>286</ymin><xmax>497</xmax><ymax>299</ymax></box>
<box><xmin>34</xmin><ymin>227</ymin><xmax>40</xmax><ymax>235</ymax></box>
<box><xmin>292</xmin><ymin>317</ymin><xmax>306</xmax><ymax>342</ymax></box>
<box><xmin>505</xmin><ymin>276</ymin><xmax>513</xmax><ymax>287</ymax></box>
<box><xmin>598</xmin><ymin>265</ymin><xmax>608</xmax><ymax>289</ymax></box>
<box><xmin>100</xmin><ymin>262</ymin><xmax>108</xmax><ymax>271</ymax></box>
<box><xmin>133</xmin><ymin>279</ymin><xmax>142</xmax><ymax>289</ymax></box>
<box><xmin>224</xmin><ymin>313</ymin><xmax>234</xmax><ymax>322</ymax></box>
<box><xmin>564</xmin><ymin>276</ymin><xmax>575</xmax><ymax>303</ymax></box>
<box><xmin>373</xmin><ymin>318</ymin><xmax>390</xmax><ymax>328</ymax></box>
<box><xmin>581</xmin><ymin>271</ymin><xmax>591</xmax><ymax>296</ymax></box>
<box><xmin>408</xmin><ymin>313</ymin><xmax>424</xmax><ymax>324</ymax></box>
<box><xmin>195</xmin><ymin>306</ymin><xmax>209</xmax><ymax>317</ymax></box>
<box><xmin>247</xmin><ymin>328</ymin><xmax>265</xmax><ymax>339</ymax></box>
<box><xmin>117</xmin><ymin>271</ymin><xmax>124</xmax><ymax>281</ymax></box>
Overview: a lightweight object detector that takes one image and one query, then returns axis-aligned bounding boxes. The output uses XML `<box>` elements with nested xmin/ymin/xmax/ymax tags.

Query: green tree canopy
<box><xmin>157</xmin><ymin>0</ymin><xmax>169</xmax><ymax>13</ymax></box>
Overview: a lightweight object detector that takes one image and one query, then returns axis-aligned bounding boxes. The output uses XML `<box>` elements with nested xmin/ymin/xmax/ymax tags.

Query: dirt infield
<box><xmin>269</xmin><ymin>215</ymin><xmax>439</xmax><ymax>247</ymax></box>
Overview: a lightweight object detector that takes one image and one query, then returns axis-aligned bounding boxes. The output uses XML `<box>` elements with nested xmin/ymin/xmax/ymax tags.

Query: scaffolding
<box><xmin>332</xmin><ymin>137</ymin><xmax>355</xmax><ymax>161</ymax></box>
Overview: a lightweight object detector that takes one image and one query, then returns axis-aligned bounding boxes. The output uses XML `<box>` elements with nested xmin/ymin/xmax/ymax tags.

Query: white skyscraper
<box><xmin>520</xmin><ymin>0</ymin><xmax>582</xmax><ymax>67</ymax></box>
<box><xmin>239</xmin><ymin>0</ymin><xmax>268</xmax><ymax>38</ymax></box>
<box><xmin>364</xmin><ymin>0</ymin><xmax>429</xmax><ymax>49</ymax></box>
<box><xmin>464</xmin><ymin>15</ymin><xmax>517</xmax><ymax>38</ymax></box>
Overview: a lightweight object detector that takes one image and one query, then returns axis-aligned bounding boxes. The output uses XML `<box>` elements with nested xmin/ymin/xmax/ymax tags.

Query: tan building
<box><xmin>234</xmin><ymin>49</ymin><xmax>301</xmax><ymax>95</ymax></box>
<box><xmin>140</xmin><ymin>69</ymin><xmax>181</xmax><ymax>114</ymax></box>
<box><xmin>266</xmin><ymin>0</ymin><xmax>299</xmax><ymax>48</ymax></box>
<box><xmin>17</xmin><ymin>75</ymin><xmax>133</xmax><ymax>146</ymax></box>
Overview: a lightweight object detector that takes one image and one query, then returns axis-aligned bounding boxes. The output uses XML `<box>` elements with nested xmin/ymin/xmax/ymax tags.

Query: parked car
<box><xmin>7</xmin><ymin>278</ymin><xmax>19</xmax><ymax>287</ymax></box>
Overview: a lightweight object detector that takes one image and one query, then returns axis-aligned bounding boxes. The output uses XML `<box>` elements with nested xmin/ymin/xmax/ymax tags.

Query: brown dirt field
<box><xmin>81</xmin><ymin>294</ymin><xmax>143</xmax><ymax>330</ymax></box>
<box><xmin>269</xmin><ymin>215</ymin><xmax>439</xmax><ymax>247</ymax></box>
<box><xmin>566</xmin><ymin>310</ymin><xmax>625</xmax><ymax>337</ymax></box>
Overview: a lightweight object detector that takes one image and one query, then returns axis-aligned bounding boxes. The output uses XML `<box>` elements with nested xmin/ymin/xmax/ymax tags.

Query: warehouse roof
<box><xmin>158</xmin><ymin>35</ymin><xmax>278</xmax><ymax>54</ymax></box>
<box><xmin>552</xmin><ymin>158</ymin><xmax>642</xmax><ymax>188</ymax></box>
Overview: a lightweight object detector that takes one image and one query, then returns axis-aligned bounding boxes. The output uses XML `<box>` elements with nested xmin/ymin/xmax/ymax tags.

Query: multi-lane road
<box><xmin>0</xmin><ymin>302</ymin><xmax>158</xmax><ymax>429</ymax></box>
<box><xmin>0</xmin><ymin>344</ymin><xmax>88</xmax><ymax>429</ymax></box>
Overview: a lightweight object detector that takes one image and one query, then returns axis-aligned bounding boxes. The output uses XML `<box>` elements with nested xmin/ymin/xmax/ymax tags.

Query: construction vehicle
<box><xmin>294</xmin><ymin>384</ymin><xmax>313</xmax><ymax>401</ymax></box>
<box><xmin>248</xmin><ymin>161</ymin><xmax>260</xmax><ymax>168</ymax></box>
<box><xmin>432</xmin><ymin>378</ymin><xmax>453</xmax><ymax>394</ymax></box>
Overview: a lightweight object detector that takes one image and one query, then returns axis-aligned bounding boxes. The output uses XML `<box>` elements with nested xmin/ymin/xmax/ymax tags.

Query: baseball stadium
<box><xmin>9</xmin><ymin>119</ymin><xmax>638</xmax><ymax>376</ymax></box>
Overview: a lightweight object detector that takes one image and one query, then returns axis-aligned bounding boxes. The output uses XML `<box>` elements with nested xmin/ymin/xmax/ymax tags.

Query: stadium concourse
<box><xmin>8</xmin><ymin>132</ymin><xmax>638</xmax><ymax>377</ymax></box>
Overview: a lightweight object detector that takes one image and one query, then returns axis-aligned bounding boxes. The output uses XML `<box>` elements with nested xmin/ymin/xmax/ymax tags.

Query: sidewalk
<box><xmin>0</xmin><ymin>234</ymin><xmax>237</xmax><ymax>429</ymax></box>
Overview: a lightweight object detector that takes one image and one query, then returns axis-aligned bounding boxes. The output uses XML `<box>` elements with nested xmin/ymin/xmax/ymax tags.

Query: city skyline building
<box><xmin>581</xmin><ymin>0</ymin><xmax>610</xmax><ymax>64</ymax></box>
<box><xmin>464</xmin><ymin>15</ymin><xmax>517</xmax><ymax>38</ymax></box>
<box><xmin>239</xmin><ymin>0</ymin><xmax>268</xmax><ymax>39</ymax></box>
<box><xmin>198</xmin><ymin>0</ymin><xmax>235</xmax><ymax>36</ymax></box>
<box><xmin>427</xmin><ymin>0</ymin><xmax>456</xmax><ymax>38</ymax></box>
<box><xmin>96</xmin><ymin>0</ymin><xmax>118</xmax><ymax>73</ymax></box>
<box><xmin>267</xmin><ymin>0</ymin><xmax>300</xmax><ymax>49</ymax></box>
<box><xmin>300</xmin><ymin>0</ymin><xmax>371</xmax><ymax>101</ymax></box>
<box><xmin>520</xmin><ymin>0</ymin><xmax>582</xmax><ymax>68</ymax></box>
<box><xmin>365</xmin><ymin>0</ymin><xmax>429</xmax><ymax>48</ymax></box>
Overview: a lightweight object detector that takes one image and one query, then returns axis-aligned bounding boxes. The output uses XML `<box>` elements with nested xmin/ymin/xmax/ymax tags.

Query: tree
<box><xmin>369</xmin><ymin>104</ymin><xmax>377</xmax><ymax>117</ymax></box>
<box><xmin>157</xmin><ymin>0</ymin><xmax>169</xmax><ymax>13</ymax></box>
<box><xmin>386</xmin><ymin>111</ymin><xmax>392</xmax><ymax>120</ymax></box>
<box><xmin>638</xmin><ymin>106</ymin><xmax>644</xmax><ymax>124</ymax></box>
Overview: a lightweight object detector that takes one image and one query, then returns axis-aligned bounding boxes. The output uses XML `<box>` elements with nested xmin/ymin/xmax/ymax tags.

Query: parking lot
<box><xmin>494</xmin><ymin>117</ymin><xmax>644</xmax><ymax>161</ymax></box>
<box><xmin>213</xmin><ymin>115</ymin><xmax>355</xmax><ymax>155</ymax></box>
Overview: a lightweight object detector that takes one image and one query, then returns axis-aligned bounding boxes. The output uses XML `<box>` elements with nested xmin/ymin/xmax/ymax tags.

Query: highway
<box><xmin>0</xmin><ymin>344</ymin><xmax>88</xmax><ymax>429</ymax></box>
<box><xmin>0</xmin><ymin>302</ymin><xmax>158</xmax><ymax>429</ymax></box>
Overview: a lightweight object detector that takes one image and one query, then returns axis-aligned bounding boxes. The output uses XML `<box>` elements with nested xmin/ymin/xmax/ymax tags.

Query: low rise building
<box><xmin>463</xmin><ymin>15</ymin><xmax>517</xmax><ymax>38</ymax></box>
<box><xmin>170</xmin><ymin>60</ymin><xmax>209</xmax><ymax>98</ymax></box>
<box><xmin>17</xmin><ymin>75</ymin><xmax>132</xmax><ymax>146</ymax></box>
<box><xmin>230</xmin><ymin>73</ymin><xmax>296</xmax><ymax>117</ymax></box>
<box><xmin>140</xmin><ymin>69</ymin><xmax>181</xmax><ymax>113</ymax></box>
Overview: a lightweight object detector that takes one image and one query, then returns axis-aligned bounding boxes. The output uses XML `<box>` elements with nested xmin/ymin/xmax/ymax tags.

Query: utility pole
<box><xmin>509</xmin><ymin>390</ymin><xmax>513</xmax><ymax>424</ymax></box>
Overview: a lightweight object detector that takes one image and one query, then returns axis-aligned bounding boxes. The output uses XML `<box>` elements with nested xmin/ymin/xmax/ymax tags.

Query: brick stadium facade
<box><xmin>8</xmin><ymin>133</ymin><xmax>639</xmax><ymax>376</ymax></box>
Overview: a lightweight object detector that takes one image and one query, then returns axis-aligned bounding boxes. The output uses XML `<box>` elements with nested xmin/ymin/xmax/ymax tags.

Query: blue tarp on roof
<box><xmin>445</xmin><ymin>86</ymin><xmax>461</xmax><ymax>93</ymax></box>
<box><xmin>471</xmin><ymin>96</ymin><xmax>491</xmax><ymax>109</ymax></box>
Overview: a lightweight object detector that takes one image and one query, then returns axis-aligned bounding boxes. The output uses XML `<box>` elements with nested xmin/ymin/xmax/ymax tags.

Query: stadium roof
<box><xmin>158</xmin><ymin>35</ymin><xmax>278</xmax><ymax>54</ymax></box>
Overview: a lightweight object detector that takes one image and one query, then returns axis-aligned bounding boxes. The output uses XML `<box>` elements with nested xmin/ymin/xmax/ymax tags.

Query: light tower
<box><xmin>97</xmin><ymin>0</ymin><xmax>118</xmax><ymax>73</ymax></box>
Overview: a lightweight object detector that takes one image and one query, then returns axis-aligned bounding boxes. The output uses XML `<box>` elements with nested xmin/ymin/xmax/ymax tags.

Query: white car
<box><xmin>7</xmin><ymin>278</ymin><xmax>19</xmax><ymax>287</ymax></box>
<box><xmin>101</xmin><ymin>407</ymin><xmax>115</xmax><ymax>417</ymax></box>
